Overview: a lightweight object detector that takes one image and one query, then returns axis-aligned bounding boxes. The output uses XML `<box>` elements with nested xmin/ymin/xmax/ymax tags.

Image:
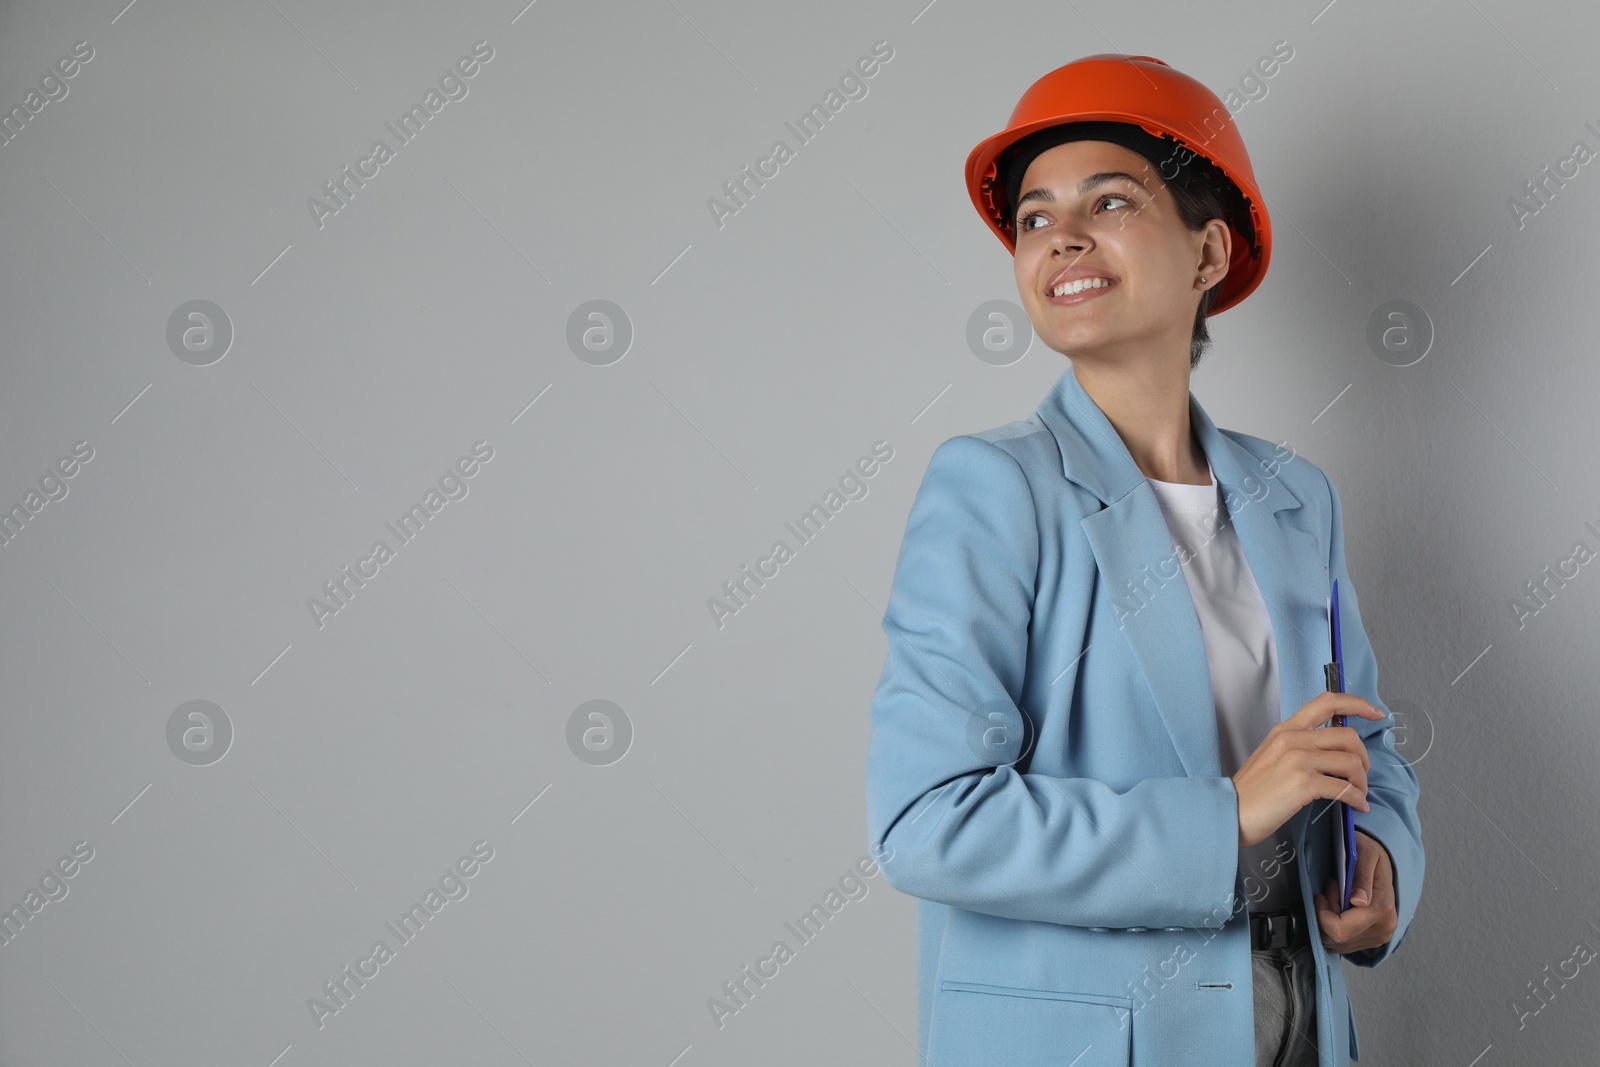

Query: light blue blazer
<box><xmin>865</xmin><ymin>364</ymin><xmax>1424</xmax><ymax>1066</ymax></box>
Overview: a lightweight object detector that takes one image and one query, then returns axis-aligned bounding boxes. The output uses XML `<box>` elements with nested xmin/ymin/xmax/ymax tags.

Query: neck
<box><xmin>1069</xmin><ymin>354</ymin><xmax>1208</xmax><ymax>485</ymax></box>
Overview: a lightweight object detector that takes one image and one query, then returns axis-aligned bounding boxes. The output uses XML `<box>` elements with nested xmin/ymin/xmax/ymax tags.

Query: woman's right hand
<box><xmin>1233</xmin><ymin>692</ymin><xmax>1386</xmax><ymax>849</ymax></box>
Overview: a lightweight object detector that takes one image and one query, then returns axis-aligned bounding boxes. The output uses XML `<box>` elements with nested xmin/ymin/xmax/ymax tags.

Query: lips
<box><xmin>1045</xmin><ymin>278</ymin><xmax>1117</xmax><ymax>306</ymax></box>
<box><xmin>1044</xmin><ymin>266</ymin><xmax>1117</xmax><ymax>295</ymax></box>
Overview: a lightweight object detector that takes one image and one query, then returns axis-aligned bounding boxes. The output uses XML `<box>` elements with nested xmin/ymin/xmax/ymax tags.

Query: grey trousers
<box><xmin>1252</xmin><ymin>942</ymin><xmax>1320</xmax><ymax>1067</ymax></box>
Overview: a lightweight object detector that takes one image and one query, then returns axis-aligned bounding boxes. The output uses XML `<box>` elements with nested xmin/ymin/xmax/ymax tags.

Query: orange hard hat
<box><xmin>965</xmin><ymin>54</ymin><xmax>1272</xmax><ymax>316</ymax></box>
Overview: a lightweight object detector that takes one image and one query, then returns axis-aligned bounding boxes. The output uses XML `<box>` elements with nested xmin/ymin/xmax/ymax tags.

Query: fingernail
<box><xmin>1352</xmin><ymin>891</ymin><xmax>1369</xmax><ymax>905</ymax></box>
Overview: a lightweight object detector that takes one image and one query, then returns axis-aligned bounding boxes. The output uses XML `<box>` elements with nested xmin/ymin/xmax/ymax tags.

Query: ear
<box><xmin>1198</xmin><ymin>217</ymin><xmax>1231</xmax><ymax>287</ymax></box>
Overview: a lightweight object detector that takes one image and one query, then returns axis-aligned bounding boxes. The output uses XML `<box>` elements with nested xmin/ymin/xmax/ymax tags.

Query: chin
<box><xmin>1040</xmin><ymin>323</ymin><xmax>1112</xmax><ymax>356</ymax></box>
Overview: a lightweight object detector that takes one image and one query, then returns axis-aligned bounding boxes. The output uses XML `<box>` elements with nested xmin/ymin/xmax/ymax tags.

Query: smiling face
<box><xmin>1011</xmin><ymin>139</ymin><xmax>1229</xmax><ymax>368</ymax></box>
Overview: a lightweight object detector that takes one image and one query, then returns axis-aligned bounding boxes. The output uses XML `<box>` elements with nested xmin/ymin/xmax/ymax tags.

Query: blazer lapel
<box><xmin>1035</xmin><ymin>366</ymin><xmax>1330</xmax><ymax>801</ymax></box>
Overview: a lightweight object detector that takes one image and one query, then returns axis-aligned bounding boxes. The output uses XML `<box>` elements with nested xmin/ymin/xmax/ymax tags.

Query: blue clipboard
<box><xmin>1324</xmin><ymin>580</ymin><xmax>1358</xmax><ymax>911</ymax></box>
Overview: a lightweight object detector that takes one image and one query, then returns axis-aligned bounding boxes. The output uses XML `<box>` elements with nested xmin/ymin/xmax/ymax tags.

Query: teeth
<box><xmin>1052</xmin><ymin>278</ymin><xmax>1111</xmax><ymax>297</ymax></box>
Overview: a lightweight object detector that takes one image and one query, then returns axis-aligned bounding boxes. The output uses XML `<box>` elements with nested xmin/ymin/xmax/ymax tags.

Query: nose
<box><xmin>1048</xmin><ymin>232</ymin><xmax>1093</xmax><ymax>268</ymax></box>
<box><xmin>1044</xmin><ymin>217</ymin><xmax>1093</xmax><ymax>257</ymax></box>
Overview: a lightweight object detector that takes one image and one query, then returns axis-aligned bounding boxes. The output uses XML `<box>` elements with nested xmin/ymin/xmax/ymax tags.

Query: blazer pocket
<box><xmin>931</xmin><ymin>980</ymin><xmax>1134</xmax><ymax>1067</ymax></box>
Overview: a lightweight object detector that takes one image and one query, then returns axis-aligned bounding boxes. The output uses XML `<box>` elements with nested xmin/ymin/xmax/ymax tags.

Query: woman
<box><xmin>864</xmin><ymin>55</ymin><xmax>1424</xmax><ymax>1067</ymax></box>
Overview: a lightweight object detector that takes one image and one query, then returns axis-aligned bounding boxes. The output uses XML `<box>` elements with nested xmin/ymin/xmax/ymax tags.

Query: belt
<box><xmin>1248</xmin><ymin>908</ymin><xmax>1309</xmax><ymax>951</ymax></box>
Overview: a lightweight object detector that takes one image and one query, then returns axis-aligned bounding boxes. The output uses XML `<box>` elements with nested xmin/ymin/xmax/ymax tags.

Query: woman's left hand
<box><xmin>1313</xmin><ymin>829</ymin><xmax>1398</xmax><ymax>956</ymax></box>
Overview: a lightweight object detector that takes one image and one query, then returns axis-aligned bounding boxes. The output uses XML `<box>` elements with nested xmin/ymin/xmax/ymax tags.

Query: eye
<box><xmin>1016</xmin><ymin>194</ymin><xmax>1134</xmax><ymax>233</ymax></box>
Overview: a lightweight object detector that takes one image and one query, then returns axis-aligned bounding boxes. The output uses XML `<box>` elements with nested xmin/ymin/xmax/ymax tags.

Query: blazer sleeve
<box><xmin>1321</xmin><ymin>468</ymin><xmax>1425</xmax><ymax>967</ymax></box>
<box><xmin>864</xmin><ymin>434</ymin><xmax>1241</xmax><ymax>930</ymax></box>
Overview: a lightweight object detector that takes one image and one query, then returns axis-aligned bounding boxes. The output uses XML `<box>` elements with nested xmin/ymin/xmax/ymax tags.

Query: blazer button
<box><xmin>1163</xmin><ymin>926</ymin><xmax>1184</xmax><ymax>931</ymax></box>
<box><xmin>1126</xmin><ymin>926</ymin><xmax>1148</xmax><ymax>932</ymax></box>
<box><xmin>1088</xmin><ymin>926</ymin><xmax>1109</xmax><ymax>932</ymax></box>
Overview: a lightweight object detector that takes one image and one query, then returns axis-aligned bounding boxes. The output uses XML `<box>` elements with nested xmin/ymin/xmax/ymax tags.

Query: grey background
<box><xmin>1</xmin><ymin>0</ymin><xmax>1596</xmax><ymax>1063</ymax></box>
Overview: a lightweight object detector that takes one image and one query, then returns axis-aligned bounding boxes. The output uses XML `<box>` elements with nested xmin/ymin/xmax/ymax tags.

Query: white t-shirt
<box><xmin>1145</xmin><ymin>459</ymin><xmax>1298</xmax><ymax>914</ymax></box>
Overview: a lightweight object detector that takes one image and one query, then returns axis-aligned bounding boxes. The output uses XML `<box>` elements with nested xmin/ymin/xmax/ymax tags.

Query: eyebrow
<box><xmin>1013</xmin><ymin>170</ymin><xmax>1148</xmax><ymax>214</ymax></box>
